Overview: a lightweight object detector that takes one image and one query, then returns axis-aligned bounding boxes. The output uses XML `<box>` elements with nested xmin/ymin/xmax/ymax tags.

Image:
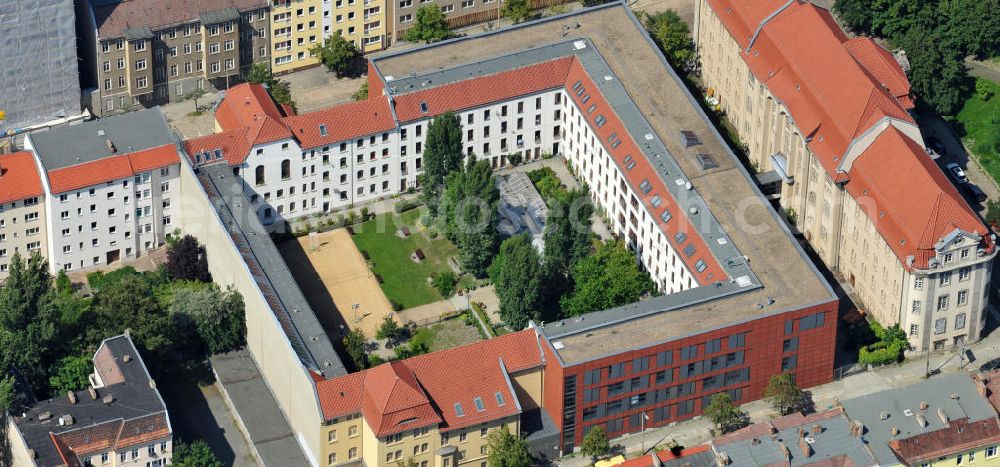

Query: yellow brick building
<box><xmin>270</xmin><ymin>0</ymin><xmax>385</xmax><ymax>74</ymax></box>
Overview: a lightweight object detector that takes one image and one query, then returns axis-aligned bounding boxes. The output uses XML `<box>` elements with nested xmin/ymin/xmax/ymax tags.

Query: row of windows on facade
<box><xmin>254</xmin><ymin>161</ymin><xmax>405</xmax><ymax>187</ymax></box>
<box><xmin>104</xmin><ymin>79</ymin><xmax>207</xmax><ymax>111</ymax></box>
<box><xmin>909</xmin><ymin>312</ymin><xmax>970</xmax><ymax>338</ymax></box>
<box><xmin>103</xmin><ymin>59</ymin><xmax>236</xmax><ymax>92</ymax></box>
<box><xmin>58</xmin><ymin>215</ymin><xmax>169</xmax><ymax>250</ymax></box>
<box><xmin>83</xmin><ymin>441</ymin><xmax>168</xmax><ymax>466</ymax></box>
<box><xmin>583</xmin><ymin>386</ymin><xmax>743</xmax><ymax>438</ymax></box>
<box><xmin>914</xmin><ymin>266</ymin><xmax>974</xmax><ymax>290</ymax></box>
<box><xmin>99</xmin><ymin>16</ymin><xmax>262</xmax><ymax>52</ymax></box>
<box><xmin>913</xmin><ymin>289</ymin><xmax>974</xmax><ymax>315</ymax></box>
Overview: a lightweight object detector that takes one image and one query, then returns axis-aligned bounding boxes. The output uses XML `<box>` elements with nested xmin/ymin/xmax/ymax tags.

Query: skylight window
<box><xmin>576</xmin><ymin>86</ymin><xmax>585</xmax><ymax>97</ymax></box>
<box><xmin>639</xmin><ymin>179</ymin><xmax>652</xmax><ymax>194</ymax></box>
<box><xmin>420</xmin><ymin>102</ymin><xmax>429</xmax><ymax>113</ymax></box>
<box><xmin>319</xmin><ymin>124</ymin><xmax>328</xmax><ymax>136</ymax></box>
<box><xmin>650</xmin><ymin>195</ymin><xmax>662</xmax><ymax>208</ymax></box>
<box><xmin>474</xmin><ymin>397</ymin><xmax>486</xmax><ymax>412</ymax></box>
<box><xmin>660</xmin><ymin>209</ymin><xmax>672</xmax><ymax>223</ymax></box>
<box><xmin>674</xmin><ymin>232</ymin><xmax>686</xmax><ymax>244</ymax></box>
<box><xmin>581</xmin><ymin>94</ymin><xmax>590</xmax><ymax>104</ymax></box>
<box><xmin>695</xmin><ymin>260</ymin><xmax>707</xmax><ymax>272</ymax></box>
<box><xmin>572</xmin><ymin>80</ymin><xmax>582</xmax><ymax>91</ymax></box>
<box><xmin>595</xmin><ymin>115</ymin><xmax>606</xmax><ymax>127</ymax></box>
<box><xmin>454</xmin><ymin>403</ymin><xmax>465</xmax><ymax>417</ymax></box>
<box><xmin>611</xmin><ymin>139</ymin><xmax>621</xmax><ymax>149</ymax></box>
<box><xmin>587</xmin><ymin>104</ymin><xmax>597</xmax><ymax>114</ymax></box>
<box><xmin>607</xmin><ymin>132</ymin><xmax>617</xmax><ymax>143</ymax></box>
<box><xmin>495</xmin><ymin>392</ymin><xmax>506</xmax><ymax>406</ymax></box>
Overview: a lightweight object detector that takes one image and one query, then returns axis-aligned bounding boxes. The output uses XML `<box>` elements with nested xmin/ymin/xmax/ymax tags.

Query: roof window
<box><xmin>607</xmin><ymin>132</ymin><xmax>617</xmax><ymax>143</ymax></box>
<box><xmin>587</xmin><ymin>104</ymin><xmax>597</xmax><ymax>114</ymax></box>
<box><xmin>474</xmin><ymin>397</ymin><xmax>486</xmax><ymax>412</ymax></box>
<box><xmin>319</xmin><ymin>124</ymin><xmax>328</xmax><ymax>136</ymax></box>
<box><xmin>454</xmin><ymin>403</ymin><xmax>465</xmax><ymax>417</ymax></box>
<box><xmin>695</xmin><ymin>259</ymin><xmax>707</xmax><ymax>272</ymax></box>
<box><xmin>683</xmin><ymin>244</ymin><xmax>696</xmax><ymax>257</ymax></box>
<box><xmin>495</xmin><ymin>392</ymin><xmax>506</xmax><ymax>406</ymax></box>
<box><xmin>581</xmin><ymin>94</ymin><xmax>590</xmax><ymax>104</ymax></box>
<box><xmin>420</xmin><ymin>102</ymin><xmax>429</xmax><ymax>113</ymax></box>
<box><xmin>674</xmin><ymin>231</ymin><xmax>687</xmax><ymax>244</ymax></box>
<box><xmin>696</xmin><ymin>154</ymin><xmax>718</xmax><ymax>171</ymax></box>
<box><xmin>611</xmin><ymin>139</ymin><xmax>622</xmax><ymax>149</ymax></box>
<box><xmin>639</xmin><ymin>179</ymin><xmax>652</xmax><ymax>194</ymax></box>
<box><xmin>575</xmin><ymin>86</ymin><xmax>585</xmax><ymax>97</ymax></box>
<box><xmin>650</xmin><ymin>195</ymin><xmax>662</xmax><ymax>208</ymax></box>
<box><xmin>595</xmin><ymin>115</ymin><xmax>606</xmax><ymax>127</ymax></box>
<box><xmin>572</xmin><ymin>80</ymin><xmax>582</xmax><ymax>91</ymax></box>
<box><xmin>660</xmin><ymin>209</ymin><xmax>672</xmax><ymax>223</ymax></box>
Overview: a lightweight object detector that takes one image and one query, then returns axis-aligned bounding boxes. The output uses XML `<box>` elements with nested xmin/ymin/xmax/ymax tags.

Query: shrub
<box><xmin>394</xmin><ymin>198</ymin><xmax>424</xmax><ymax>213</ymax></box>
<box><xmin>859</xmin><ymin>341</ymin><xmax>905</xmax><ymax>366</ymax></box>
<box><xmin>432</xmin><ymin>271</ymin><xmax>457</xmax><ymax>297</ymax></box>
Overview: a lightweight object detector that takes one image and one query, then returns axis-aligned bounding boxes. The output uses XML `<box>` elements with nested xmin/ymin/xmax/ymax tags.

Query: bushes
<box><xmin>394</xmin><ymin>198</ymin><xmax>424</xmax><ymax>214</ymax></box>
<box><xmin>432</xmin><ymin>271</ymin><xmax>458</xmax><ymax>298</ymax></box>
<box><xmin>858</xmin><ymin>320</ymin><xmax>907</xmax><ymax>367</ymax></box>
<box><xmin>526</xmin><ymin>167</ymin><xmax>567</xmax><ymax>202</ymax></box>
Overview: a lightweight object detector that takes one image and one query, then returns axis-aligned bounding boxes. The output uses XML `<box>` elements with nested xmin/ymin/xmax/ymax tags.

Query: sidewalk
<box><xmin>557</xmin><ymin>304</ymin><xmax>1000</xmax><ymax>466</ymax></box>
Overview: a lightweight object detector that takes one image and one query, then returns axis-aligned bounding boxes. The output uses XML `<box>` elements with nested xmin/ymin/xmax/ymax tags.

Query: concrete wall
<box><xmin>174</xmin><ymin>159</ymin><xmax>325</xmax><ymax>464</ymax></box>
<box><xmin>7</xmin><ymin>417</ymin><xmax>37</xmax><ymax>467</ymax></box>
<box><xmin>511</xmin><ymin>367</ymin><xmax>543</xmax><ymax>412</ymax></box>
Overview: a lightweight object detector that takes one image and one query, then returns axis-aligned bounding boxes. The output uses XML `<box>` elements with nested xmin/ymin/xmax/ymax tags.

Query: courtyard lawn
<box><xmin>351</xmin><ymin>209</ymin><xmax>461</xmax><ymax>309</ymax></box>
<box><xmin>956</xmin><ymin>78</ymin><xmax>1000</xmax><ymax>185</ymax></box>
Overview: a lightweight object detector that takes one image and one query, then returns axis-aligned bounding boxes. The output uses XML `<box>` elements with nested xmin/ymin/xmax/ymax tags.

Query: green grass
<box><xmin>956</xmin><ymin>78</ymin><xmax>1000</xmax><ymax>185</ymax></box>
<box><xmin>424</xmin><ymin>318</ymin><xmax>483</xmax><ymax>352</ymax></box>
<box><xmin>351</xmin><ymin>209</ymin><xmax>461</xmax><ymax>309</ymax></box>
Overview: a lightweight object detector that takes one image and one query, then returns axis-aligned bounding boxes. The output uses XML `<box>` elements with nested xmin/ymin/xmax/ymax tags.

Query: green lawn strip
<box><xmin>350</xmin><ymin>210</ymin><xmax>460</xmax><ymax>309</ymax></box>
<box><xmin>955</xmin><ymin>78</ymin><xmax>1000</xmax><ymax>185</ymax></box>
<box><xmin>425</xmin><ymin>318</ymin><xmax>483</xmax><ymax>352</ymax></box>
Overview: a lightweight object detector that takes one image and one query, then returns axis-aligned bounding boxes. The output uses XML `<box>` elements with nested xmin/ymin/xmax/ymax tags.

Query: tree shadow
<box><xmin>156</xmin><ymin>359</ymin><xmax>237</xmax><ymax>465</ymax></box>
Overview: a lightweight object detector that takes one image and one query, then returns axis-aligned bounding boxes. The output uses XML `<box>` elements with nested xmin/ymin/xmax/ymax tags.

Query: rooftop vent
<box><xmin>67</xmin><ymin>391</ymin><xmax>77</xmax><ymax>405</ymax></box>
<box><xmin>880</xmin><ymin>411</ymin><xmax>890</xmax><ymax>420</ymax></box>
<box><xmin>106</xmin><ymin>139</ymin><xmax>117</xmax><ymax>153</ymax></box>
<box><xmin>937</xmin><ymin>407</ymin><xmax>950</xmax><ymax>427</ymax></box>
<box><xmin>903</xmin><ymin>409</ymin><xmax>914</xmax><ymax>417</ymax></box>
<box><xmin>573</xmin><ymin>40</ymin><xmax>587</xmax><ymax>50</ymax></box>
<box><xmin>38</xmin><ymin>412</ymin><xmax>52</xmax><ymax>421</ymax></box>
<box><xmin>103</xmin><ymin>395</ymin><xmax>114</xmax><ymax>405</ymax></box>
<box><xmin>891</xmin><ymin>426</ymin><xmax>899</xmax><ymax>436</ymax></box>
<box><xmin>915</xmin><ymin>413</ymin><xmax>927</xmax><ymax>428</ymax></box>
<box><xmin>553</xmin><ymin>341</ymin><xmax>565</xmax><ymax>350</ymax></box>
<box><xmin>919</xmin><ymin>401</ymin><xmax>928</xmax><ymax>411</ymax></box>
<box><xmin>123</xmin><ymin>354</ymin><xmax>132</xmax><ymax>363</ymax></box>
<box><xmin>715</xmin><ymin>451</ymin><xmax>730</xmax><ymax>466</ymax></box>
<box><xmin>88</xmin><ymin>387</ymin><xmax>98</xmax><ymax>400</ymax></box>
<box><xmin>59</xmin><ymin>414</ymin><xmax>74</xmax><ymax>426</ymax></box>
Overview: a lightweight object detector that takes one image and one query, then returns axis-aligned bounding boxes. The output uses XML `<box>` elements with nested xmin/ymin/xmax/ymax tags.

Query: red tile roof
<box><xmin>0</xmin><ymin>152</ymin><xmax>43</xmax><ymax>204</ymax></box>
<box><xmin>563</xmin><ymin>58</ymin><xmax>727</xmax><ymax>285</ymax></box>
<box><xmin>846</xmin><ymin>127</ymin><xmax>990</xmax><ymax>269</ymax></box>
<box><xmin>705</xmin><ymin>0</ymin><xmax>991</xmax><ymax>271</ymax></box>
<box><xmin>51</xmin><ymin>413</ymin><xmax>171</xmax><ymax>459</ymax></box>
<box><xmin>316</xmin><ymin>330</ymin><xmax>544</xmax><ymax>434</ymax></box>
<box><xmin>393</xmin><ymin>57</ymin><xmax>575</xmax><ymax>123</ymax></box>
<box><xmin>92</xmin><ymin>0</ymin><xmax>269</xmax><ymax>38</ymax></box>
<box><xmin>46</xmin><ymin>144</ymin><xmax>179</xmax><ymax>194</ymax></box>
<box><xmin>613</xmin><ymin>444</ymin><xmax>712</xmax><ymax>466</ymax></box>
<box><xmin>890</xmin><ymin>417</ymin><xmax>1000</xmax><ymax>464</ymax></box>
<box><xmin>217</xmin><ymin>83</ymin><xmax>287</xmax><ymax>132</ymax></box>
<box><xmin>195</xmin><ymin>83</ymin><xmax>294</xmax><ymax>165</ymax></box>
<box><xmin>183</xmin><ymin>129</ymin><xmax>255</xmax><ymax>166</ymax></box>
<box><xmin>284</xmin><ymin>97</ymin><xmax>395</xmax><ymax>150</ymax></box>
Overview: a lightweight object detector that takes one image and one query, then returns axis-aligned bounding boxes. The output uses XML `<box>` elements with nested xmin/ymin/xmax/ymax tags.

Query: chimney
<box><xmin>919</xmin><ymin>401</ymin><xmax>929</xmax><ymax>411</ymax></box>
<box><xmin>102</xmin><ymin>394</ymin><xmax>114</xmax><ymax>405</ymax></box>
<box><xmin>779</xmin><ymin>443</ymin><xmax>790</xmax><ymax>461</ymax></box>
<box><xmin>60</xmin><ymin>414</ymin><xmax>74</xmax><ymax>426</ymax></box>
<box><xmin>937</xmin><ymin>408</ymin><xmax>950</xmax><ymax>427</ymax></box>
<box><xmin>38</xmin><ymin>411</ymin><xmax>52</xmax><ymax>421</ymax></box>
<box><xmin>88</xmin><ymin>386</ymin><xmax>98</xmax><ymax>400</ymax></box>
<box><xmin>812</xmin><ymin>423</ymin><xmax>824</xmax><ymax>436</ymax></box>
<box><xmin>714</xmin><ymin>451</ymin><xmax>730</xmax><ymax>467</ymax></box>
<box><xmin>766</xmin><ymin>420</ymin><xmax>777</xmax><ymax>434</ymax></box>
<box><xmin>106</xmin><ymin>139</ymin><xmax>117</xmax><ymax>153</ymax></box>
<box><xmin>915</xmin><ymin>413</ymin><xmax>927</xmax><ymax>428</ymax></box>
<box><xmin>976</xmin><ymin>381</ymin><xmax>988</xmax><ymax>397</ymax></box>
<box><xmin>123</xmin><ymin>354</ymin><xmax>132</xmax><ymax>363</ymax></box>
<box><xmin>798</xmin><ymin>436</ymin><xmax>812</xmax><ymax>458</ymax></box>
<box><xmin>850</xmin><ymin>420</ymin><xmax>864</xmax><ymax>438</ymax></box>
<box><xmin>891</xmin><ymin>426</ymin><xmax>900</xmax><ymax>436</ymax></box>
<box><xmin>67</xmin><ymin>391</ymin><xmax>77</xmax><ymax>405</ymax></box>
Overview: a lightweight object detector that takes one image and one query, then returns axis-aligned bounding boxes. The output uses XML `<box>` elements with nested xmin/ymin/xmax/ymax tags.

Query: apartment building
<box><xmin>7</xmin><ymin>333</ymin><xmax>173</xmax><ymax>467</ymax></box>
<box><xmin>386</xmin><ymin>0</ymin><xmax>562</xmax><ymax>46</ymax></box>
<box><xmin>316</xmin><ymin>331</ymin><xmax>544</xmax><ymax>467</ymax></box>
<box><xmin>79</xmin><ymin>0</ymin><xmax>271</xmax><ymax>116</ymax></box>
<box><xmin>24</xmin><ymin>109</ymin><xmax>180</xmax><ymax>273</ymax></box>
<box><xmin>0</xmin><ymin>152</ymin><xmax>47</xmax><ymax>279</ymax></box>
<box><xmin>694</xmin><ymin>0</ymin><xmax>996</xmax><ymax>353</ymax></box>
<box><xmin>270</xmin><ymin>0</ymin><xmax>386</xmax><ymax>74</ymax></box>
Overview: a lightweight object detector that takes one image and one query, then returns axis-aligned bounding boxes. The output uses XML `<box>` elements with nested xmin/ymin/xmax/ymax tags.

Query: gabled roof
<box><xmin>392</xmin><ymin>56</ymin><xmax>575</xmax><ymax>123</ymax></box>
<box><xmin>0</xmin><ymin>152</ymin><xmax>43</xmax><ymax>204</ymax></box>
<box><xmin>890</xmin><ymin>417</ymin><xmax>1000</xmax><ymax>464</ymax></box>
<box><xmin>845</xmin><ymin>127</ymin><xmax>990</xmax><ymax>269</ymax></box>
<box><xmin>182</xmin><ymin>128</ymin><xmax>255</xmax><ymax>166</ymax></box>
<box><xmin>46</xmin><ymin>144</ymin><xmax>179</xmax><ymax>194</ymax></box>
<box><xmin>284</xmin><ymin>97</ymin><xmax>395</xmax><ymax>150</ymax></box>
<box><xmin>209</xmin><ymin>83</ymin><xmax>293</xmax><ymax>165</ymax></box>
<box><xmin>316</xmin><ymin>330</ymin><xmax>543</xmax><ymax>435</ymax></box>
<box><xmin>92</xmin><ymin>0</ymin><xmax>269</xmax><ymax>39</ymax></box>
<box><xmin>843</xmin><ymin>37</ymin><xmax>914</xmax><ymax>110</ymax></box>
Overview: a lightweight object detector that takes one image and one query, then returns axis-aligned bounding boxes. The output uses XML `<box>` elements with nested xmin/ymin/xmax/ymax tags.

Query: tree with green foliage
<box><xmin>764</xmin><ymin>372</ymin><xmax>806</xmax><ymax>416</ymax></box>
<box><xmin>581</xmin><ymin>0</ymin><xmax>611</xmax><ymax>6</ymax></box>
<box><xmin>247</xmin><ymin>62</ymin><xmax>272</xmax><ymax>84</ymax></box>
<box><xmin>898</xmin><ymin>24</ymin><xmax>969</xmax><ymax>115</ymax></box>
<box><xmin>173</xmin><ymin>440</ymin><xmax>224</xmax><ymax>467</ymax></box>
<box><xmin>270</xmin><ymin>79</ymin><xmax>295</xmax><ymax>110</ymax></box>
<box><xmin>502</xmin><ymin>0</ymin><xmax>532</xmax><ymax>24</ymax></box>
<box><xmin>344</xmin><ymin>329</ymin><xmax>369</xmax><ymax>370</ymax></box>
<box><xmin>354</xmin><ymin>81</ymin><xmax>370</xmax><ymax>101</ymax></box>
<box><xmin>987</xmin><ymin>200</ymin><xmax>1000</xmax><ymax>227</ymax></box>
<box><xmin>90</xmin><ymin>273</ymin><xmax>174</xmax><ymax>356</ymax></box>
<box><xmin>579</xmin><ymin>425</ymin><xmax>611</xmax><ymax>460</ymax></box>
<box><xmin>169</xmin><ymin>283</ymin><xmax>246</xmax><ymax>355</ymax></box>
<box><xmin>486</xmin><ymin>426</ymin><xmax>533</xmax><ymax>467</ymax></box>
<box><xmin>644</xmin><ymin>10</ymin><xmax>697</xmax><ymax>72</ymax></box>
<box><xmin>0</xmin><ymin>375</ymin><xmax>15</xmax><ymax>465</ymax></box>
<box><xmin>441</xmin><ymin>157</ymin><xmax>501</xmax><ymax>277</ymax></box>
<box><xmin>404</xmin><ymin>5</ymin><xmax>453</xmax><ymax>44</ymax></box>
<box><xmin>488</xmin><ymin>235</ymin><xmax>542</xmax><ymax>330</ymax></box>
<box><xmin>310</xmin><ymin>32</ymin><xmax>361</xmax><ymax>77</ymax></box>
<box><xmin>0</xmin><ymin>253</ymin><xmax>60</xmax><ymax>393</ymax></box>
<box><xmin>432</xmin><ymin>271</ymin><xmax>458</xmax><ymax>297</ymax></box>
<box><xmin>167</xmin><ymin>235</ymin><xmax>212</xmax><ymax>283</ymax></box>
<box><xmin>376</xmin><ymin>314</ymin><xmax>403</xmax><ymax>342</ymax></box>
<box><xmin>977</xmin><ymin>79</ymin><xmax>995</xmax><ymax>102</ymax></box>
<box><xmin>48</xmin><ymin>355</ymin><xmax>93</xmax><ymax>396</ymax></box>
<box><xmin>562</xmin><ymin>240</ymin><xmax>655</xmax><ymax>317</ymax></box>
<box><xmin>421</xmin><ymin>111</ymin><xmax>464</xmax><ymax>215</ymax></box>
<box><xmin>704</xmin><ymin>392</ymin><xmax>749</xmax><ymax>434</ymax></box>
<box><xmin>540</xmin><ymin>188</ymin><xmax>593</xmax><ymax>317</ymax></box>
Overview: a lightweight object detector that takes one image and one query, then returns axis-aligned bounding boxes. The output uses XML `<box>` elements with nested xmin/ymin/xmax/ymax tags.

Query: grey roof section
<box><xmin>0</xmin><ymin>0</ymin><xmax>82</xmax><ymax>134</ymax></box>
<box><xmin>661</xmin><ymin>449</ymin><xmax>715</xmax><ymax>467</ymax></box>
<box><xmin>840</xmin><ymin>372</ymin><xmax>997</xmax><ymax>465</ymax></box>
<box><xmin>200</xmin><ymin>6</ymin><xmax>240</xmax><ymax>25</ymax></box>
<box><xmin>196</xmin><ymin>163</ymin><xmax>345</xmax><ymax>378</ymax></box>
<box><xmin>29</xmin><ymin>108</ymin><xmax>176</xmax><ymax>171</ymax></box>
<box><xmin>14</xmin><ymin>334</ymin><xmax>169</xmax><ymax>467</ymax></box>
<box><xmin>713</xmin><ymin>410</ymin><xmax>877</xmax><ymax>467</ymax></box>
<box><xmin>123</xmin><ymin>25</ymin><xmax>153</xmax><ymax>40</ymax></box>
<box><xmin>497</xmin><ymin>172</ymin><xmax>548</xmax><ymax>252</ymax></box>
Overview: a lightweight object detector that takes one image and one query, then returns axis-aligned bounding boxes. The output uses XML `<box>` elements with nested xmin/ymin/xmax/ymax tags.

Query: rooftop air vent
<box><xmin>573</xmin><ymin>40</ymin><xmax>587</xmax><ymax>50</ymax></box>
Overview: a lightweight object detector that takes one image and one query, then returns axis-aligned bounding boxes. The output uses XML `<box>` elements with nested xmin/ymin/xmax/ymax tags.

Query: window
<box><xmin>328</xmin><ymin>453</ymin><xmax>336</xmax><ymax>465</ymax></box>
<box><xmin>281</xmin><ymin>160</ymin><xmax>291</xmax><ymax>179</ymax></box>
<box><xmin>348</xmin><ymin>425</ymin><xmax>358</xmax><ymax>437</ymax></box>
<box><xmin>910</xmin><ymin>324</ymin><xmax>919</xmax><ymax>336</ymax></box>
<box><xmin>937</xmin><ymin>295</ymin><xmax>950</xmax><ymax>311</ymax></box>
<box><xmin>934</xmin><ymin>318</ymin><xmax>947</xmax><ymax>335</ymax></box>
<box><xmin>912</xmin><ymin>300</ymin><xmax>921</xmax><ymax>314</ymax></box>
<box><xmin>459</xmin><ymin>432</ymin><xmax>467</xmax><ymax>442</ymax></box>
<box><xmin>958</xmin><ymin>289</ymin><xmax>968</xmax><ymax>306</ymax></box>
<box><xmin>348</xmin><ymin>448</ymin><xmax>357</xmax><ymax>459</ymax></box>
<box><xmin>987</xmin><ymin>446</ymin><xmax>998</xmax><ymax>458</ymax></box>
<box><xmin>959</xmin><ymin>267</ymin><xmax>971</xmax><ymax>281</ymax></box>
<box><xmin>134</xmin><ymin>58</ymin><xmax>147</xmax><ymax>70</ymax></box>
<box><xmin>940</xmin><ymin>271</ymin><xmax>952</xmax><ymax>286</ymax></box>
<box><xmin>914</xmin><ymin>277</ymin><xmax>923</xmax><ymax>290</ymax></box>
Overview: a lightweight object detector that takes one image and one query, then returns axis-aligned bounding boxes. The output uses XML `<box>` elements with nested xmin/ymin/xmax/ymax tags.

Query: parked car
<box><xmin>927</xmin><ymin>136</ymin><xmax>947</xmax><ymax>157</ymax></box>
<box><xmin>963</xmin><ymin>183</ymin><xmax>987</xmax><ymax>202</ymax></box>
<box><xmin>946</xmin><ymin>162</ymin><xmax>969</xmax><ymax>184</ymax></box>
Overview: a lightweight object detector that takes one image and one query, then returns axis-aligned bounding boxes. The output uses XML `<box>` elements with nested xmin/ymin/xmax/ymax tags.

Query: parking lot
<box><xmin>917</xmin><ymin>109</ymin><xmax>998</xmax><ymax>215</ymax></box>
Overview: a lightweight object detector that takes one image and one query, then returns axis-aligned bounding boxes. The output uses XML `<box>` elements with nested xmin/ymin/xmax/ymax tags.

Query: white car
<box><xmin>945</xmin><ymin>162</ymin><xmax>969</xmax><ymax>184</ymax></box>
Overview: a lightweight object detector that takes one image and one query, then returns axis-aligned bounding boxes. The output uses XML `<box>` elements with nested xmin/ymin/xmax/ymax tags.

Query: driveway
<box><xmin>915</xmin><ymin>108</ymin><xmax>997</xmax><ymax>213</ymax></box>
